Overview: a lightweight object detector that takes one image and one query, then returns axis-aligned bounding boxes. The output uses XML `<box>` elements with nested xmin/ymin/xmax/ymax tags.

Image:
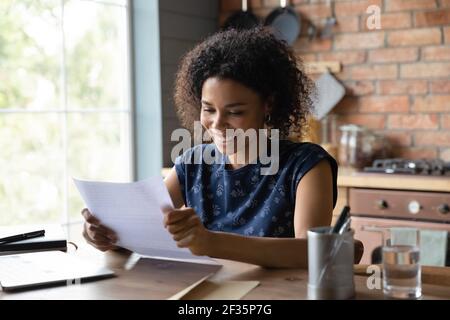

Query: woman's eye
<box><xmin>229</xmin><ymin>111</ymin><xmax>243</xmax><ymax>116</ymax></box>
<box><xmin>202</xmin><ymin>108</ymin><xmax>215</xmax><ymax>113</ymax></box>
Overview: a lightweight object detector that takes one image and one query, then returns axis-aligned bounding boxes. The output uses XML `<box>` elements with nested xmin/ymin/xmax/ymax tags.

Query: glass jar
<box><xmin>339</xmin><ymin>125</ymin><xmax>377</xmax><ymax>169</ymax></box>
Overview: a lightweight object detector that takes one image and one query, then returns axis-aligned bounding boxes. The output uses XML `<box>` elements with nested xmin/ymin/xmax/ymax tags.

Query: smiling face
<box><xmin>200</xmin><ymin>77</ymin><xmax>268</xmax><ymax>156</ymax></box>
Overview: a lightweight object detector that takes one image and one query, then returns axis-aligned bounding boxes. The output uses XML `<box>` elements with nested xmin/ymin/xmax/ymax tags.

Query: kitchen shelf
<box><xmin>338</xmin><ymin>168</ymin><xmax>450</xmax><ymax>193</ymax></box>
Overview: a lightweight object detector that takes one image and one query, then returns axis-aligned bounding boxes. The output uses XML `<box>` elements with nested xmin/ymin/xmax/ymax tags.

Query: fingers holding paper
<box><xmin>81</xmin><ymin>208</ymin><xmax>119</xmax><ymax>252</ymax></box>
<box><xmin>163</xmin><ymin>208</ymin><xmax>212</xmax><ymax>256</ymax></box>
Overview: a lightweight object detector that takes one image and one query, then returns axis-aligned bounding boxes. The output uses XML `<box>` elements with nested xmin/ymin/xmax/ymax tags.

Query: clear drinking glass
<box><xmin>364</xmin><ymin>226</ymin><xmax>422</xmax><ymax>299</ymax></box>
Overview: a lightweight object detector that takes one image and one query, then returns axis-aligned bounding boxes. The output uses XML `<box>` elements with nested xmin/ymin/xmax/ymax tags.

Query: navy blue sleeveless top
<box><xmin>174</xmin><ymin>141</ymin><xmax>338</xmax><ymax>238</ymax></box>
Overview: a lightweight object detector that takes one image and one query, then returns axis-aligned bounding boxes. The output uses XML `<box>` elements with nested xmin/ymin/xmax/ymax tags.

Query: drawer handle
<box><xmin>408</xmin><ymin>200</ymin><xmax>421</xmax><ymax>215</ymax></box>
<box><xmin>438</xmin><ymin>204</ymin><xmax>450</xmax><ymax>215</ymax></box>
<box><xmin>376</xmin><ymin>200</ymin><xmax>388</xmax><ymax>210</ymax></box>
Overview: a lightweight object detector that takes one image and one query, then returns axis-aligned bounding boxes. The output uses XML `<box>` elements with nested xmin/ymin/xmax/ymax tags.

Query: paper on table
<box><xmin>167</xmin><ymin>274</ymin><xmax>214</xmax><ymax>300</ymax></box>
<box><xmin>171</xmin><ymin>280</ymin><xmax>260</xmax><ymax>300</ymax></box>
<box><xmin>73</xmin><ymin>177</ymin><xmax>217</xmax><ymax>265</ymax></box>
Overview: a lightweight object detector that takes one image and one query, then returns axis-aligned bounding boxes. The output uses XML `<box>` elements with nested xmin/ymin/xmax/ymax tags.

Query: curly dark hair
<box><xmin>174</xmin><ymin>27</ymin><xmax>315</xmax><ymax>139</ymax></box>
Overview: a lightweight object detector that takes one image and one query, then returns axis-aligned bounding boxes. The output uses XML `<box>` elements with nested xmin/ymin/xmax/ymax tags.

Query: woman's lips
<box><xmin>208</xmin><ymin>129</ymin><xmax>236</xmax><ymax>143</ymax></box>
<box><xmin>212</xmin><ymin>135</ymin><xmax>235</xmax><ymax>143</ymax></box>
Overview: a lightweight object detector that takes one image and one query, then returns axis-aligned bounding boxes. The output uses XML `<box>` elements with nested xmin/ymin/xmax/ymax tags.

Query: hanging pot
<box><xmin>264</xmin><ymin>0</ymin><xmax>301</xmax><ymax>45</ymax></box>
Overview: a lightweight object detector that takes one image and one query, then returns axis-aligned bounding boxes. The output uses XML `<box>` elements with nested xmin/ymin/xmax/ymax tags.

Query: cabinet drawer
<box><xmin>349</xmin><ymin>188</ymin><xmax>450</xmax><ymax>223</ymax></box>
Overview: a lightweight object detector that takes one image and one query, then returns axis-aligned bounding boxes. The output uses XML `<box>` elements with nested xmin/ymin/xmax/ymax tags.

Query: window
<box><xmin>0</xmin><ymin>0</ymin><xmax>133</xmax><ymax>241</ymax></box>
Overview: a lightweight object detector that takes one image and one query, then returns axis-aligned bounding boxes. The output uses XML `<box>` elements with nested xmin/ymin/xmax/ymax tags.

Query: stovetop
<box><xmin>363</xmin><ymin>158</ymin><xmax>450</xmax><ymax>176</ymax></box>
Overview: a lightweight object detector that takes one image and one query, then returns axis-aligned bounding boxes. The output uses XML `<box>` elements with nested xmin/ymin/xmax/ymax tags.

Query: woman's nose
<box><xmin>211</xmin><ymin>112</ymin><xmax>227</xmax><ymax>130</ymax></box>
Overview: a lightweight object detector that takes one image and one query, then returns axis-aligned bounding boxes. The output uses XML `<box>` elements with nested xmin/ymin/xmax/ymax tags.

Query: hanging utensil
<box><xmin>307</xmin><ymin>21</ymin><xmax>318</xmax><ymax>41</ymax></box>
<box><xmin>320</xmin><ymin>0</ymin><xmax>337</xmax><ymax>39</ymax></box>
<box><xmin>313</xmin><ymin>68</ymin><xmax>344</xmax><ymax>159</ymax></box>
<box><xmin>313</xmin><ymin>68</ymin><xmax>345</xmax><ymax>121</ymax></box>
<box><xmin>222</xmin><ymin>0</ymin><xmax>261</xmax><ymax>31</ymax></box>
<box><xmin>264</xmin><ymin>0</ymin><xmax>301</xmax><ymax>45</ymax></box>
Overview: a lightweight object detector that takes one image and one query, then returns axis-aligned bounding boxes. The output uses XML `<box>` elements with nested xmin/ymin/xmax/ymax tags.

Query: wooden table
<box><xmin>1</xmin><ymin>246</ymin><xmax>450</xmax><ymax>300</ymax></box>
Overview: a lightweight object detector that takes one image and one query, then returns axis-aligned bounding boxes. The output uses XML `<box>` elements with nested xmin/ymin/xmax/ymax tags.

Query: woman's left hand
<box><xmin>163</xmin><ymin>207</ymin><xmax>212</xmax><ymax>256</ymax></box>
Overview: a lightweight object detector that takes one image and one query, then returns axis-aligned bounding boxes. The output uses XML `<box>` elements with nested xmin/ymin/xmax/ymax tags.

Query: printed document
<box><xmin>73</xmin><ymin>177</ymin><xmax>217</xmax><ymax>265</ymax></box>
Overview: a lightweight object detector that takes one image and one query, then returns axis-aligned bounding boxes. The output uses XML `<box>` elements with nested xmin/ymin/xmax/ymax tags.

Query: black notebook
<box><xmin>0</xmin><ymin>224</ymin><xmax>67</xmax><ymax>255</ymax></box>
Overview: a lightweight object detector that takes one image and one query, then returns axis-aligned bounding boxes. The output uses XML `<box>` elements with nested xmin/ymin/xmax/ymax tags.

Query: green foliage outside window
<box><xmin>0</xmin><ymin>0</ymin><xmax>131</xmax><ymax>226</ymax></box>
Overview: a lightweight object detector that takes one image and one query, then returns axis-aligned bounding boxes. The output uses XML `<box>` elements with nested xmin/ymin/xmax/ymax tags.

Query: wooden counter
<box><xmin>2</xmin><ymin>246</ymin><xmax>450</xmax><ymax>300</ymax></box>
<box><xmin>337</xmin><ymin>168</ymin><xmax>450</xmax><ymax>193</ymax></box>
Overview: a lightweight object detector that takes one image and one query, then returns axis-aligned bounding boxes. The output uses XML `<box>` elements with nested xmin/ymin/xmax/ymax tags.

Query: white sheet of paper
<box><xmin>73</xmin><ymin>177</ymin><xmax>217</xmax><ymax>265</ymax></box>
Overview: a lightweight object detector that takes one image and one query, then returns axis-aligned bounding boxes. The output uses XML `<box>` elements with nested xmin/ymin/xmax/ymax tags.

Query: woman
<box><xmin>82</xmin><ymin>28</ymin><xmax>358</xmax><ymax>268</ymax></box>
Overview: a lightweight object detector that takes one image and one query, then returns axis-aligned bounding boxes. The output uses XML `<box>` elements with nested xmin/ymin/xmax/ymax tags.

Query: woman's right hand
<box><xmin>81</xmin><ymin>208</ymin><xmax>119</xmax><ymax>252</ymax></box>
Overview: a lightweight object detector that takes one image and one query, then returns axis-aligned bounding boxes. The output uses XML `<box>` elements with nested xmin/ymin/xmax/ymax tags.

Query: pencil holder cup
<box><xmin>307</xmin><ymin>226</ymin><xmax>355</xmax><ymax>300</ymax></box>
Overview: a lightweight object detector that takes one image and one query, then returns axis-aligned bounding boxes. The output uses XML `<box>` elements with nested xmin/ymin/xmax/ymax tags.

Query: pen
<box><xmin>331</xmin><ymin>206</ymin><xmax>350</xmax><ymax>234</ymax></box>
<box><xmin>0</xmin><ymin>229</ymin><xmax>45</xmax><ymax>245</ymax></box>
<box><xmin>338</xmin><ymin>218</ymin><xmax>352</xmax><ymax>235</ymax></box>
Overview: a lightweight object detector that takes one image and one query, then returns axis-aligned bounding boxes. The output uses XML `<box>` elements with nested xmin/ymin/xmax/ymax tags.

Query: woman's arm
<box><xmin>207</xmin><ymin>232</ymin><xmax>308</xmax><ymax>268</ymax></box>
<box><xmin>164</xmin><ymin>167</ymin><xmax>185</xmax><ymax>209</ymax></box>
<box><xmin>293</xmin><ymin>159</ymin><xmax>334</xmax><ymax>238</ymax></box>
<box><xmin>164</xmin><ymin>160</ymin><xmax>335</xmax><ymax>268</ymax></box>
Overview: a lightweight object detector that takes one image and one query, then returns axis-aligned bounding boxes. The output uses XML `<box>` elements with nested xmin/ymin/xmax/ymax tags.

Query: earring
<box><xmin>265</xmin><ymin>114</ymin><xmax>271</xmax><ymax>123</ymax></box>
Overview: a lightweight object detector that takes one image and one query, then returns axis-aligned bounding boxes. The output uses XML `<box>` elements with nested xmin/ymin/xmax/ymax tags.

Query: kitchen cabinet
<box><xmin>334</xmin><ymin>168</ymin><xmax>450</xmax><ymax>265</ymax></box>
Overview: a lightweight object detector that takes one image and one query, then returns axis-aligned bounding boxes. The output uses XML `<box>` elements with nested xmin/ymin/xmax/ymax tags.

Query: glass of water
<box><xmin>362</xmin><ymin>226</ymin><xmax>422</xmax><ymax>299</ymax></box>
<box><xmin>382</xmin><ymin>227</ymin><xmax>421</xmax><ymax>299</ymax></box>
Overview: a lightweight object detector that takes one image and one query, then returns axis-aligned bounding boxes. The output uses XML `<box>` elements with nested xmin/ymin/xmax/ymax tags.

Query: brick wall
<box><xmin>219</xmin><ymin>0</ymin><xmax>450</xmax><ymax>161</ymax></box>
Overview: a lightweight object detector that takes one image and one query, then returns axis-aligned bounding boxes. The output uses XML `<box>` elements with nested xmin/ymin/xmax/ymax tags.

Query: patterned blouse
<box><xmin>174</xmin><ymin>140</ymin><xmax>338</xmax><ymax>238</ymax></box>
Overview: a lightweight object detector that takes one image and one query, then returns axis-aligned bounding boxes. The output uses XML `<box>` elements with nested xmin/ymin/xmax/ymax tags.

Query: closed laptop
<box><xmin>0</xmin><ymin>251</ymin><xmax>115</xmax><ymax>291</ymax></box>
